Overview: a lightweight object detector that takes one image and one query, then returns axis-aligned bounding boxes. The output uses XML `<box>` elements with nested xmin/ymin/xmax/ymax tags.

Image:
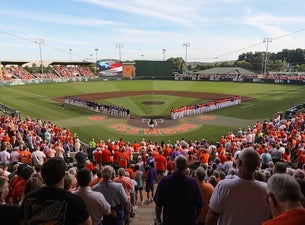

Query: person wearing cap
<box><xmin>263</xmin><ymin>173</ymin><xmax>305</xmax><ymax>225</ymax></box>
<box><xmin>206</xmin><ymin>148</ymin><xmax>271</xmax><ymax>225</ymax></box>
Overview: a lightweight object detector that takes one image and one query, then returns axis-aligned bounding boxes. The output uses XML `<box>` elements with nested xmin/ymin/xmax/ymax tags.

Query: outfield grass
<box><xmin>1</xmin><ymin>80</ymin><xmax>305</xmax><ymax>144</ymax></box>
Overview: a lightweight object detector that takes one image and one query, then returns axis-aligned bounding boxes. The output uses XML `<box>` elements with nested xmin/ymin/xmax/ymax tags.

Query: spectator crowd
<box><xmin>1</xmin><ymin>108</ymin><xmax>305</xmax><ymax>224</ymax></box>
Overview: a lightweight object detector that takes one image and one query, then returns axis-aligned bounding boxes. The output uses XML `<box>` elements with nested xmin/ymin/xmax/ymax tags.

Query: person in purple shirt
<box><xmin>144</xmin><ymin>161</ymin><xmax>157</xmax><ymax>204</ymax></box>
<box><xmin>154</xmin><ymin>155</ymin><xmax>203</xmax><ymax>225</ymax></box>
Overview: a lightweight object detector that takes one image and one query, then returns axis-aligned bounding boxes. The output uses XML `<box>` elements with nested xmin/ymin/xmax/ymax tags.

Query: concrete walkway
<box><xmin>131</xmin><ymin>201</ymin><xmax>156</xmax><ymax>225</ymax></box>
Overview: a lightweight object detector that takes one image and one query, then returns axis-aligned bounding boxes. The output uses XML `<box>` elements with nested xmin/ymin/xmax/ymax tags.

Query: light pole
<box><xmin>116</xmin><ymin>43</ymin><xmax>123</xmax><ymax>61</ymax></box>
<box><xmin>95</xmin><ymin>48</ymin><xmax>99</xmax><ymax>62</ymax></box>
<box><xmin>183</xmin><ymin>42</ymin><xmax>190</xmax><ymax>74</ymax></box>
<box><xmin>263</xmin><ymin>37</ymin><xmax>272</xmax><ymax>76</ymax></box>
<box><xmin>162</xmin><ymin>49</ymin><xmax>166</xmax><ymax>61</ymax></box>
<box><xmin>36</xmin><ymin>38</ymin><xmax>44</xmax><ymax>74</ymax></box>
<box><xmin>69</xmin><ymin>49</ymin><xmax>72</xmax><ymax>61</ymax></box>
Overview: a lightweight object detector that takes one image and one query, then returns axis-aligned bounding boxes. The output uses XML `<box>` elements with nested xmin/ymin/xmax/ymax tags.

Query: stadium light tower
<box><xmin>36</xmin><ymin>38</ymin><xmax>44</xmax><ymax>74</ymax></box>
<box><xmin>95</xmin><ymin>48</ymin><xmax>99</xmax><ymax>62</ymax></box>
<box><xmin>263</xmin><ymin>37</ymin><xmax>272</xmax><ymax>76</ymax></box>
<box><xmin>69</xmin><ymin>49</ymin><xmax>72</xmax><ymax>61</ymax></box>
<box><xmin>183</xmin><ymin>42</ymin><xmax>190</xmax><ymax>74</ymax></box>
<box><xmin>162</xmin><ymin>49</ymin><xmax>166</xmax><ymax>61</ymax></box>
<box><xmin>116</xmin><ymin>43</ymin><xmax>123</xmax><ymax>61</ymax></box>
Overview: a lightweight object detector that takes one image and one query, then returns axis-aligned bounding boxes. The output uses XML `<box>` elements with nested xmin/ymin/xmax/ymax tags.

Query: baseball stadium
<box><xmin>1</xmin><ymin>60</ymin><xmax>305</xmax><ymax>144</ymax></box>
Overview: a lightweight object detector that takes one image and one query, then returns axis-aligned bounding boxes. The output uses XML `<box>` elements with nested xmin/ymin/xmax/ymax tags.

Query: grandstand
<box><xmin>0</xmin><ymin>61</ymin><xmax>95</xmax><ymax>81</ymax></box>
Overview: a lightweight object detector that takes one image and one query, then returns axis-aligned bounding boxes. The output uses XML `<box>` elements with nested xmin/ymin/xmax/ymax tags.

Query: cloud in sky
<box><xmin>0</xmin><ymin>0</ymin><xmax>304</xmax><ymax>62</ymax></box>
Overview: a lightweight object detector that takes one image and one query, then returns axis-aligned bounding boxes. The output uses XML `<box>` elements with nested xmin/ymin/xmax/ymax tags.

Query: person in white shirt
<box><xmin>31</xmin><ymin>146</ymin><xmax>46</xmax><ymax>166</ymax></box>
<box><xmin>0</xmin><ymin>146</ymin><xmax>11</xmax><ymax>165</ymax></box>
<box><xmin>206</xmin><ymin>148</ymin><xmax>272</xmax><ymax>225</ymax></box>
<box><xmin>10</xmin><ymin>146</ymin><xmax>20</xmax><ymax>164</ymax></box>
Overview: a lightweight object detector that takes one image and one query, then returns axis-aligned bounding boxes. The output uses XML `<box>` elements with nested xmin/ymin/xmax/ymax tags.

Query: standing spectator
<box><xmin>0</xmin><ymin>145</ymin><xmax>11</xmax><ymax>165</ymax></box>
<box><xmin>19</xmin><ymin>146</ymin><xmax>31</xmax><ymax>165</ymax></box>
<box><xmin>145</xmin><ymin>161</ymin><xmax>157</xmax><ymax>204</ymax></box>
<box><xmin>19</xmin><ymin>177</ymin><xmax>43</xmax><ymax>205</ymax></box>
<box><xmin>101</xmin><ymin>145</ymin><xmax>112</xmax><ymax>166</ymax></box>
<box><xmin>10</xmin><ymin>146</ymin><xmax>20</xmax><ymax>165</ymax></box>
<box><xmin>19</xmin><ymin>157</ymin><xmax>92</xmax><ymax>225</ymax></box>
<box><xmin>92</xmin><ymin>165</ymin><xmax>128</xmax><ymax>225</ymax></box>
<box><xmin>155</xmin><ymin>150</ymin><xmax>167</xmax><ymax>183</ymax></box>
<box><xmin>134</xmin><ymin>164</ymin><xmax>145</xmax><ymax>205</ymax></box>
<box><xmin>114</xmin><ymin>167</ymin><xmax>133</xmax><ymax>225</ymax></box>
<box><xmin>154</xmin><ymin>155</ymin><xmax>203</xmax><ymax>225</ymax></box>
<box><xmin>263</xmin><ymin>173</ymin><xmax>305</xmax><ymax>225</ymax></box>
<box><xmin>0</xmin><ymin>176</ymin><xmax>20</xmax><ymax>225</ymax></box>
<box><xmin>90</xmin><ymin>168</ymin><xmax>103</xmax><ymax>187</ymax></box>
<box><xmin>261</xmin><ymin>148</ymin><xmax>273</xmax><ymax>169</ymax></box>
<box><xmin>12</xmin><ymin>166</ymin><xmax>34</xmax><ymax>204</ymax></box>
<box><xmin>206</xmin><ymin>148</ymin><xmax>271</xmax><ymax>225</ymax></box>
<box><xmin>31</xmin><ymin>146</ymin><xmax>46</xmax><ymax>167</ymax></box>
<box><xmin>74</xmin><ymin>168</ymin><xmax>111</xmax><ymax>225</ymax></box>
<box><xmin>75</xmin><ymin>148</ymin><xmax>87</xmax><ymax>170</ymax></box>
<box><xmin>195</xmin><ymin>166</ymin><xmax>214</xmax><ymax>225</ymax></box>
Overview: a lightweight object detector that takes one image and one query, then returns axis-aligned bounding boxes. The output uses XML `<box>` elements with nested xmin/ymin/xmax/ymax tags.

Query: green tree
<box><xmin>167</xmin><ymin>57</ymin><xmax>185</xmax><ymax>71</ymax></box>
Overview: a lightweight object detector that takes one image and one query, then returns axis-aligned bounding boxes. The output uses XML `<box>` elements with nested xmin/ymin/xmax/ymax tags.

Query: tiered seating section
<box><xmin>1</xmin><ymin>64</ymin><xmax>95</xmax><ymax>81</ymax></box>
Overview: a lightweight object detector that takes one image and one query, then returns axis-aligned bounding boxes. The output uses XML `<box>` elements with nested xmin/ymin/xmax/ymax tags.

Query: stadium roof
<box><xmin>49</xmin><ymin>61</ymin><xmax>93</xmax><ymax>66</ymax></box>
<box><xmin>196</xmin><ymin>67</ymin><xmax>257</xmax><ymax>75</ymax></box>
<box><xmin>0</xmin><ymin>61</ymin><xmax>29</xmax><ymax>66</ymax></box>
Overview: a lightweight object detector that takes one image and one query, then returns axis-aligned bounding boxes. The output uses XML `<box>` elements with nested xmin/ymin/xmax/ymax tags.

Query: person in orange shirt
<box><xmin>118</xmin><ymin>148</ymin><xmax>129</xmax><ymax>169</ymax></box>
<box><xmin>12</xmin><ymin>166</ymin><xmax>34</xmax><ymax>204</ymax></box>
<box><xmin>20</xmin><ymin>146</ymin><xmax>32</xmax><ymax>165</ymax></box>
<box><xmin>132</xmin><ymin>141</ymin><xmax>140</xmax><ymax>152</ymax></box>
<box><xmin>155</xmin><ymin>150</ymin><xmax>167</xmax><ymax>183</ymax></box>
<box><xmin>195</xmin><ymin>166</ymin><xmax>214</xmax><ymax>225</ymax></box>
<box><xmin>199</xmin><ymin>147</ymin><xmax>210</xmax><ymax>167</ymax></box>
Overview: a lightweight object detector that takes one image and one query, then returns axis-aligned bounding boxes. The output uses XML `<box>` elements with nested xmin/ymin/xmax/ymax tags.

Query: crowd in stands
<box><xmin>265</xmin><ymin>73</ymin><xmax>305</xmax><ymax>81</ymax></box>
<box><xmin>53</xmin><ymin>65</ymin><xmax>95</xmax><ymax>78</ymax></box>
<box><xmin>0</xmin><ymin>64</ymin><xmax>95</xmax><ymax>81</ymax></box>
<box><xmin>64</xmin><ymin>96</ymin><xmax>130</xmax><ymax>119</ymax></box>
<box><xmin>171</xmin><ymin>96</ymin><xmax>241</xmax><ymax>119</ymax></box>
<box><xmin>176</xmin><ymin>72</ymin><xmax>305</xmax><ymax>81</ymax></box>
<box><xmin>1</xmin><ymin>66</ymin><xmax>33</xmax><ymax>80</ymax></box>
<box><xmin>1</xmin><ymin>108</ymin><xmax>305</xmax><ymax>224</ymax></box>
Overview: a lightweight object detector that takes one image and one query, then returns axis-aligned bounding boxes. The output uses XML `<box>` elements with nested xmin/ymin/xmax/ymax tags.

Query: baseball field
<box><xmin>1</xmin><ymin>80</ymin><xmax>305</xmax><ymax>144</ymax></box>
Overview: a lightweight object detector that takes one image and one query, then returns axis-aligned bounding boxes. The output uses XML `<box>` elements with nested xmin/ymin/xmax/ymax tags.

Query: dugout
<box><xmin>285</xmin><ymin>102</ymin><xmax>305</xmax><ymax>119</ymax></box>
<box><xmin>135</xmin><ymin>60</ymin><xmax>172</xmax><ymax>79</ymax></box>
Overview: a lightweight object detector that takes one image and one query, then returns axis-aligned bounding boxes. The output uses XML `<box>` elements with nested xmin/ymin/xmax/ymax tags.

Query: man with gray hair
<box><xmin>92</xmin><ymin>165</ymin><xmax>128</xmax><ymax>225</ymax></box>
<box><xmin>194</xmin><ymin>166</ymin><xmax>214</xmax><ymax>225</ymax></box>
<box><xmin>206</xmin><ymin>148</ymin><xmax>271</xmax><ymax>225</ymax></box>
<box><xmin>263</xmin><ymin>173</ymin><xmax>305</xmax><ymax>225</ymax></box>
<box><xmin>154</xmin><ymin>155</ymin><xmax>203</xmax><ymax>225</ymax></box>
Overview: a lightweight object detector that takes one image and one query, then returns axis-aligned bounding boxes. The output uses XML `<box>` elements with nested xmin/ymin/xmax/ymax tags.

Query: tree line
<box><xmin>167</xmin><ymin>48</ymin><xmax>305</xmax><ymax>74</ymax></box>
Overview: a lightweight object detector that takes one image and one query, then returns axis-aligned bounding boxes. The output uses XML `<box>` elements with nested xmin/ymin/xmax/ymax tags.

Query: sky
<box><xmin>1</xmin><ymin>0</ymin><xmax>305</xmax><ymax>63</ymax></box>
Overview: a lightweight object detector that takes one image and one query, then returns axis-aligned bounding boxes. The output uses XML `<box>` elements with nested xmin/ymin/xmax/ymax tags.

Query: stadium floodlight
<box><xmin>69</xmin><ymin>49</ymin><xmax>72</xmax><ymax>61</ymax></box>
<box><xmin>263</xmin><ymin>37</ymin><xmax>272</xmax><ymax>76</ymax></box>
<box><xmin>95</xmin><ymin>48</ymin><xmax>99</xmax><ymax>62</ymax></box>
<box><xmin>183</xmin><ymin>42</ymin><xmax>190</xmax><ymax>74</ymax></box>
<box><xmin>162</xmin><ymin>49</ymin><xmax>166</xmax><ymax>61</ymax></box>
<box><xmin>35</xmin><ymin>38</ymin><xmax>44</xmax><ymax>74</ymax></box>
<box><xmin>116</xmin><ymin>43</ymin><xmax>123</xmax><ymax>61</ymax></box>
